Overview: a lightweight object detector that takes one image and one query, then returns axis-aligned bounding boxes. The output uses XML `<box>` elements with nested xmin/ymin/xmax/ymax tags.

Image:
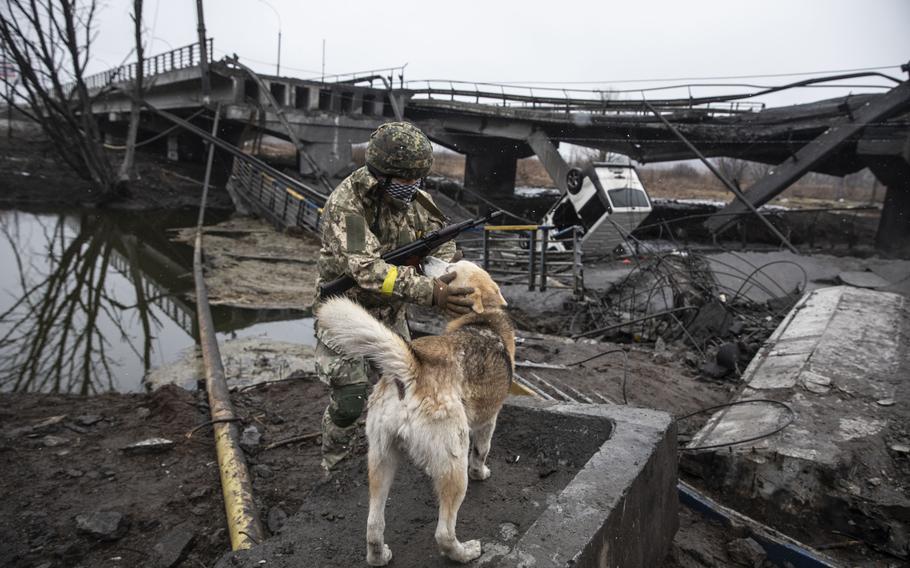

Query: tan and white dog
<box><xmin>315</xmin><ymin>259</ymin><xmax>514</xmax><ymax>566</ymax></box>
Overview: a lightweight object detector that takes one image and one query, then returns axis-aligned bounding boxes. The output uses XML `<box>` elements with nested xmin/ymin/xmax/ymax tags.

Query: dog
<box><xmin>315</xmin><ymin>259</ymin><xmax>514</xmax><ymax>566</ymax></box>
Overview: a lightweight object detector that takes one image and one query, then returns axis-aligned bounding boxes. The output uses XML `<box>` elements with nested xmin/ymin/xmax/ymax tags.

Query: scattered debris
<box><xmin>152</xmin><ymin>524</ymin><xmax>196</xmax><ymax>568</ymax></box>
<box><xmin>725</xmin><ymin>537</ymin><xmax>767</xmax><ymax>567</ymax></box>
<box><xmin>266</xmin><ymin>507</ymin><xmax>288</xmax><ymax>534</ymax></box>
<box><xmin>121</xmin><ymin>437</ymin><xmax>176</xmax><ymax>455</ymax></box>
<box><xmin>240</xmin><ymin>425</ymin><xmax>262</xmax><ymax>450</ymax></box>
<box><xmin>41</xmin><ymin>435</ymin><xmax>68</xmax><ymax>447</ymax></box>
<box><xmin>74</xmin><ymin>512</ymin><xmax>128</xmax><ymax>541</ymax></box>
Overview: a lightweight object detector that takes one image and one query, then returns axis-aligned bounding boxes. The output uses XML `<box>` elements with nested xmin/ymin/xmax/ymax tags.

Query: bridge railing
<box><xmin>320</xmin><ymin>64</ymin><xmax>407</xmax><ymax>88</ymax></box>
<box><xmin>407</xmin><ymin>80</ymin><xmax>764</xmax><ymax>115</ymax></box>
<box><xmin>107</xmin><ymin>250</ymin><xmax>196</xmax><ymax>337</ymax></box>
<box><xmin>459</xmin><ymin>225</ymin><xmax>585</xmax><ymax>296</ymax></box>
<box><xmin>79</xmin><ymin>39</ymin><xmax>213</xmax><ymax>91</ymax></box>
<box><xmin>226</xmin><ymin>157</ymin><xmax>325</xmax><ymax>235</ymax></box>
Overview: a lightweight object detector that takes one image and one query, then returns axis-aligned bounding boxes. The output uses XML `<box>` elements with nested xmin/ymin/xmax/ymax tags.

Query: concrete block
<box><xmin>684</xmin><ymin>285</ymin><xmax>910</xmax><ymax>558</ymax></box>
<box><xmin>499</xmin><ymin>400</ymin><xmax>677</xmax><ymax>568</ymax></box>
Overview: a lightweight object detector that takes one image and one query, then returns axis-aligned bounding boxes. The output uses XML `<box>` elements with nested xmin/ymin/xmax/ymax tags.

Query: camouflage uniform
<box><xmin>314</xmin><ymin>165</ymin><xmax>456</xmax><ymax>470</ymax></box>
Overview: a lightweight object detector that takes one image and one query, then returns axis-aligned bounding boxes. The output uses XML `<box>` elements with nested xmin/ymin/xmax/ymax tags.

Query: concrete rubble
<box><xmin>684</xmin><ymin>285</ymin><xmax>910</xmax><ymax>559</ymax></box>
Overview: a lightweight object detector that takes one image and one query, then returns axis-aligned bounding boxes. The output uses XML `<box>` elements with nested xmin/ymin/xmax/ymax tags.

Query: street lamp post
<box><xmin>257</xmin><ymin>0</ymin><xmax>282</xmax><ymax>76</ymax></box>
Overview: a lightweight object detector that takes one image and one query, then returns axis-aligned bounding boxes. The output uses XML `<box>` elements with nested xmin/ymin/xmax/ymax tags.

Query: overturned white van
<box><xmin>541</xmin><ymin>162</ymin><xmax>653</xmax><ymax>254</ymax></box>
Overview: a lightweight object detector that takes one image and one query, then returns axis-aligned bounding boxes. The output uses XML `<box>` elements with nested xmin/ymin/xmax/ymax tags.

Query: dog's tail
<box><xmin>315</xmin><ymin>296</ymin><xmax>417</xmax><ymax>381</ymax></box>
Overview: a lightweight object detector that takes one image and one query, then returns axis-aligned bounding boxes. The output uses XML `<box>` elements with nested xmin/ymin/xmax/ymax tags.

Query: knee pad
<box><xmin>329</xmin><ymin>383</ymin><xmax>368</xmax><ymax>428</ymax></box>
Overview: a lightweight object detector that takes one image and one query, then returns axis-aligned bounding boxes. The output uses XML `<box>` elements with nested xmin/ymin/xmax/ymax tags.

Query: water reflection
<box><xmin>0</xmin><ymin>209</ymin><xmax>313</xmax><ymax>394</ymax></box>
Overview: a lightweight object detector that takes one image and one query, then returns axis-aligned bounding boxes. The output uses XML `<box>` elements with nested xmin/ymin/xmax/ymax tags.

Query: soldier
<box><xmin>314</xmin><ymin>121</ymin><xmax>474</xmax><ymax>471</ymax></box>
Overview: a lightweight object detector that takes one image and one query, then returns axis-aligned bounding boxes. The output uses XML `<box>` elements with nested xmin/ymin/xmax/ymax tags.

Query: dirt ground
<box><xmin>0</xmin><ymin>378</ymin><xmax>613</xmax><ymax>568</ymax></box>
<box><xmin>0</xmin><ymin>380</ymin><xmax>326</xmax><ymax>568</ymax></box>
<box><xmin>216</xmin><ymin>404</ymin><xmax>612</xmax><ymax>568</ymax></box>
<box><xmin>0</xmin><ymin>327</ymin><xmax>736</xmax><ymax>568</ymax></box>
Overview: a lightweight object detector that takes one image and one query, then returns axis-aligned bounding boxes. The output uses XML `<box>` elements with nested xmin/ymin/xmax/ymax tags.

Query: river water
<box><xmin>0</xmin><ymin>208</ymin><xmax>314</xmax><ymax>394</ymax></box>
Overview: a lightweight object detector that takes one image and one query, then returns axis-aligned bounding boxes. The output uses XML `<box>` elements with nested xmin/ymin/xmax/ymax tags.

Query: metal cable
<box><xmin>677</xmin><ymin>399</ymin><xmax>796</xmax><ymax>451</ymax></box>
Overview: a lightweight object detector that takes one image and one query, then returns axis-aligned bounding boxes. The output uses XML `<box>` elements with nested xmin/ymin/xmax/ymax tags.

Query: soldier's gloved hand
<box><xmin>432</xmin><ymin>272</ymin><xmax>475</xmax><ymax>317</ymax></box>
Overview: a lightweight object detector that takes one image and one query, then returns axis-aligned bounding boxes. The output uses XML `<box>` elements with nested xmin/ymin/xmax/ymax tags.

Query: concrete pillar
<box><xmin>866</xmin><ymin>157</ymin><xmax>910</xmax><ymax>253</ymax></box>
<box><xmin>306</xmin><ymin>86</ymin><xmax>320</xmax><ymax>111</ymax></box>
<box><xmin>859</xmin><ymin>128</ymin><xmax>910</xmax><ymax>254</ymax></box>
<box><xmin>231</xmin><ymin>77</ymin><xmax>244</xmax><ymax>103</ymax></box>
<box><xmin>464</xmin><ymin>151</ymin><xmax>518</xmax><ymax>197</ymax></box>
<box><xmin>167</xmin><ymin>133</ymin><xmax>179</xmax><ymax>162</ymax></box>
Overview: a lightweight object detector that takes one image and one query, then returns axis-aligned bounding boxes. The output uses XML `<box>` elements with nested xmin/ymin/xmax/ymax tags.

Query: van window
<box><xmin>550</xmin><ymin>199</ymin><xmax>579</xmax><ymax>229</ymax></box>
<box><xmin>607</xmin><ymin>187</ymin><xmax>649</xmax><ymax>208</ymax></box>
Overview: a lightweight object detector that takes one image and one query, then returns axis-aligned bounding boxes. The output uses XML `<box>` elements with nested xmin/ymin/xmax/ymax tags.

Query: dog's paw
<box><xmin>469</xmin><ymin>464</ymin><xmax>491</xmax><ymax>481</ymax></box>
<box><xmin>456</xmin><ymin>539</ymin><xmax>482</xmax><ymax>563</ymax></box>
<box><xmin>366</xmin><ymin>543</ymin><xmax>392</xmax><ymax>566</ymax></box>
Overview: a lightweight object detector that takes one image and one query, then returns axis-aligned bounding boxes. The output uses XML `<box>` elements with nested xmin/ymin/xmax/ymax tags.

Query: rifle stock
<box><xmin>318</xmin><ymin>210</ymin><xmax>502</xmax><ymax>299</ymax></box>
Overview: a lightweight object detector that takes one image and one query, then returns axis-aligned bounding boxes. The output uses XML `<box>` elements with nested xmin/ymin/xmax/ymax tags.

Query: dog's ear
<box><xmin>497</xmin><ymin>289</ymin><xmax>508</xmax><ymax>307</ymax></box>
<box><xmin>470</xmin><ymin>288</ymin><xmax>486</xmax><ymax>314</ymax></box>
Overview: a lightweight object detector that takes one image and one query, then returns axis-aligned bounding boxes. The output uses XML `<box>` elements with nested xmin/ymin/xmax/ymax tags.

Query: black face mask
<box><xmin>384</xmin><ymin>179</ymin><xmax>421</xmax><ymax>203</ymax></box>
<box><xmin>368</xmin><ymin>165</ymin><xmax>423</xmax><ymax>204</ymax></box>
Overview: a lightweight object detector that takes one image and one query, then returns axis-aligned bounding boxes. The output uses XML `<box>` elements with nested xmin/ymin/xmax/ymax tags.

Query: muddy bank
<box><xmin>170</xmin><ymin>217</ymin><xmax>320</xmax><ymax>311</ymax></box>
<box><xmin>0</xmin><ymin>121</ymin><xmax>234</xmax><ymax>212</ymax></box>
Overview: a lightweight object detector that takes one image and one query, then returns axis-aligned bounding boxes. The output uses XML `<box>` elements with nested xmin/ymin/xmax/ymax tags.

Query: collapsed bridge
<box><xmin>83</xmin><ymin>41</ymin><xmax>910</xmax><ymax>250</ymax></box>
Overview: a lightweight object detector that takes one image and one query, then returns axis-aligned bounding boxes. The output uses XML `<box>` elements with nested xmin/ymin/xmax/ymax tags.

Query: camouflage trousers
<box><xmin>315</xmin><ymin>306</ymin><xmax>410</xmax><ymax>471</ymax></box>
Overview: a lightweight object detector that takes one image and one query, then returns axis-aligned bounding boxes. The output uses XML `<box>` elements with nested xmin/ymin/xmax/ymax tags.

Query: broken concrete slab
<box><xmin>683</xmin><ymin>285</ymin><xmax>910</xmax><ymax>559</ymax></box>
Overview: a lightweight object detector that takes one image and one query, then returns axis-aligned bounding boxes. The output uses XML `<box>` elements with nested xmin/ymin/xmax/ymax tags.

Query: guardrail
<box><xmin>459</xmin><ymin>225</ymin><xmax>584</xmax><ymax>296</ymax></box>
<box><xmin>226</xmin><ymin>158</ymin><xmax>324</xmax><ymax>235</ymax></box>
<box><xmin>406</xmin><ymin>80</ymin><xmax>764</xmax><ymax>115</ymax></box>
<box><xmin>107</xmin><ymin>250</ymin><xmax>196</xmax><ymax>337</ymax></box>
<box><xmin>78</xmin><ymin>39</ymin><xmax>213</xmax><ymax>91</ymax></box>
<box><xmin>321</xmin><ymin>64</ymin><xmax>407</xmax><ymax>88</ymax></box>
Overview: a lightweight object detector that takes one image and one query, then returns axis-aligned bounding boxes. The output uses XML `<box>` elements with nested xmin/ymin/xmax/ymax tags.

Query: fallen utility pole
<box><xmin>642</xmin><ymin>101</ymin><xmax>799</xmax><ymax>255</ymax></box>
<box><xmin>194</xmin><ymin>104</ymin><xmax>264</xmax><ymax>550</ymax></box>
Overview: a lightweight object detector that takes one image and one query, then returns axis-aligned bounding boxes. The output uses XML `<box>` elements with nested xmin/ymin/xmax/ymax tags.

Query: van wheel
<box><xmin>566</xmin><ymin>168</ymin><xmax>584</xmax><ymax>194</ymax></box>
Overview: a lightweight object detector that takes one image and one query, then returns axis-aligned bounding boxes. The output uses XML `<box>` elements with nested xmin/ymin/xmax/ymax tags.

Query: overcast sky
<box><xmin>87</xmin><ymin>0</ymin><xmax>909</xmax><ymax>109</ymax></box>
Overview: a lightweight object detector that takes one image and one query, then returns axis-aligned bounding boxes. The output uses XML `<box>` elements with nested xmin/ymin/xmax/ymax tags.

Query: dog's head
<box><xmin>423</xmin><ymin>257</ymin><xmax>507</xmax><ymax>314</ymax></box>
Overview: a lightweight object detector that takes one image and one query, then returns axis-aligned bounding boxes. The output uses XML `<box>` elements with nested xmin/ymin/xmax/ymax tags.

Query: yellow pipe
<box><xmin>485</xmin><ymin>224</ymin><xmax>539</xmax><ymax>231</ymax></box>
<box><xmin>195</xmin><ymin>232</ymin><xmax>265</xmax><ymax>550</ymax></box>
<box><xmin>193</xmin><ymin>105</ymin><xmax>264</xmax><ymax>550</ymax></box>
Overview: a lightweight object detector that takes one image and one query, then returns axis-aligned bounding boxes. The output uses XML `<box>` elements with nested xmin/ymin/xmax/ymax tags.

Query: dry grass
<box><xmin>265</xmin><ymin>141</ymin><xmax>884</xmax><ymax>208</ymax></box>
<box><xmin>639</xmin><ymin>164</ymin><xmax>883</xmax><ymax>207</ymax></box>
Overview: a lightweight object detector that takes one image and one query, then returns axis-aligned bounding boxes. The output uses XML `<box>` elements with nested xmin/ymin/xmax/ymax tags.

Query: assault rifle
<box><xmin>318</xmin><ymin>210</ymin><xmax>503</xmax><ymax>299</ymax></box>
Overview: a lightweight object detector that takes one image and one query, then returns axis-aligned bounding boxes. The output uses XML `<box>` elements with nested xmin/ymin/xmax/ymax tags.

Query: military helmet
<box><xmin>365</xmin><ymin>122</ymin><xmax>433</xmax><ymax>180</ymax></box>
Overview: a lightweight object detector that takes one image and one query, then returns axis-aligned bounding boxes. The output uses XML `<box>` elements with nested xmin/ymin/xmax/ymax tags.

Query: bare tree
<box><xmin>0</xmin><ymin>212</ymin><xmax>160</xmax><ymax>393</ymax></box>
<box><xmin>714</xmin><ymin>157</ymin><xmax>750</xmax><ymax>187</ymax></box>
<box><xmin>0</xmin><ymin>1</ymin><xmax>118</xmax><ymax>199</ymax></box>
<box><xmin>118</xmin><ymin>0</ymin><xmax>143</xmax><ymax>182</ymax></box>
